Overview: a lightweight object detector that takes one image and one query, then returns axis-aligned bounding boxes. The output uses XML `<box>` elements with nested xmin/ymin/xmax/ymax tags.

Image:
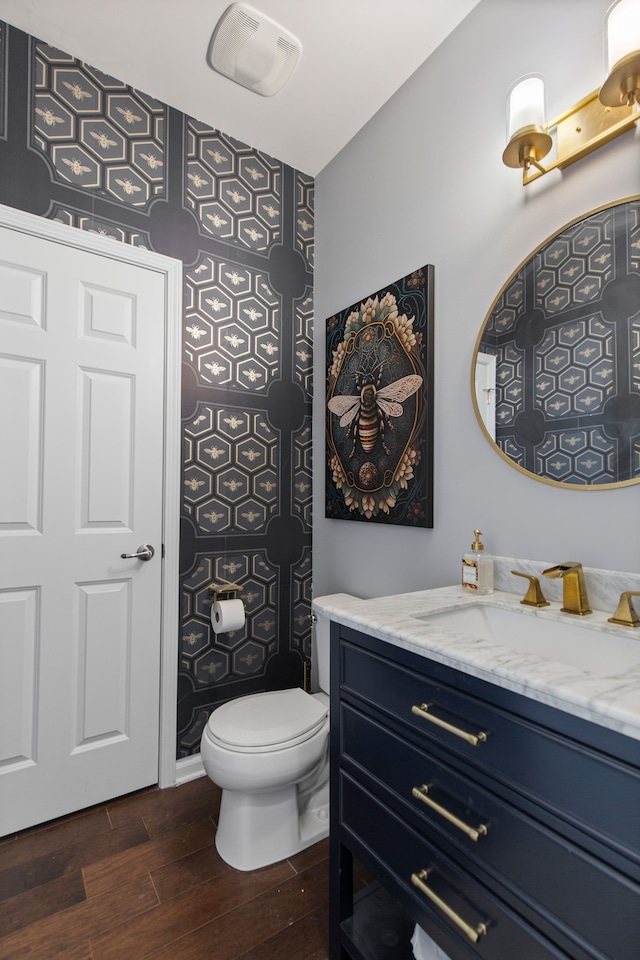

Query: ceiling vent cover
<box><xmin>207</xmin><ymin>2</ymin><xmax>302</xmax><ymax>97</ymax></box>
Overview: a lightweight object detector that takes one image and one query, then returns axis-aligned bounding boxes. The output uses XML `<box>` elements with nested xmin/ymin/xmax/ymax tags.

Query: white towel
<box><xmin>411</xmin><ymin>924</ymin><xmax>452</xmax><ymax>960</ymax></box>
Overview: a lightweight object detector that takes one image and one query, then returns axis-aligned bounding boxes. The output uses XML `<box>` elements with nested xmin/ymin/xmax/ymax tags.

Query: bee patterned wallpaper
<box><xmin>0</xmin><ymin>22</ymin><xmax>314</xmax><ymax>757</ymax></box>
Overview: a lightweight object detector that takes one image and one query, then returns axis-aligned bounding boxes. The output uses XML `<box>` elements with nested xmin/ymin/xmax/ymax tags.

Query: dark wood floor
<box><xmin>0</xmin><ymin>775</ymin><xmax>332</xmax><ymax>960</ymax></box>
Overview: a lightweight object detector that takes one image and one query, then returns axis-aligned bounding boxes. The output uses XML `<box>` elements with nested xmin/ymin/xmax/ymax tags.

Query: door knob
<box><xmin>120</xmin><ymin>544</ymin><xmax>155</xmax><ymax>561</ymax></box>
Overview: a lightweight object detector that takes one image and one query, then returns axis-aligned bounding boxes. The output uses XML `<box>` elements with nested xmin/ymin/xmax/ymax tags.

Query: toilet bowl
<box><xmin>200</xmin><ymin>612</ymin><xmax>331</xmax><ymax>872</ymax></box>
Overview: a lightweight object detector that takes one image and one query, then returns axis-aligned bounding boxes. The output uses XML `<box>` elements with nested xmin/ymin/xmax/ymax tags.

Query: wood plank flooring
<box><xmin>0</xmin><ymin>775</ymin><xmax>332</xmax><ymax>960</ymax></box>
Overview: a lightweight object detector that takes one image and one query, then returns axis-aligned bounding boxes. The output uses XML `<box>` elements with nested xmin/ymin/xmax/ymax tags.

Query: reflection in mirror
<box><xmin>473</xmin><ymin>197</ymin><xmax>640</xmax><ymax>488</ymax></box>
<box><xmin>474</xmin><ymin>352</ymin><xmax>496</xmax><ymax>440</ymax></box>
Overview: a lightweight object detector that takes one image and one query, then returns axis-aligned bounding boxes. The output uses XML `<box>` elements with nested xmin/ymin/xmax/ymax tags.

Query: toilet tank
<box><xmin>314</xmin><ymin>611</ymin><xmax>331</xmax><ymax>694</ymax></box>
<box><xmin>313</xmin><ymin>595</ymin><xmax>358</xmax><ymax>695</ymax></box>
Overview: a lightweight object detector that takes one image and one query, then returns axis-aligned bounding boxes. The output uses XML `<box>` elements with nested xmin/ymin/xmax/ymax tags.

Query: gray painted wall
<box><xmin>314</xmin><ymin>0</ymin><xmax>640</xmax><ymax>600</ymax></box>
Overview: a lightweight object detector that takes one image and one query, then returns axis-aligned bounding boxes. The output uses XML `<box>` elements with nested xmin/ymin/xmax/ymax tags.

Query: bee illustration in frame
<box><xmin>325</xmin><ymin>266</ymin><xmax>434</xmax><ymax>526</ymax></box>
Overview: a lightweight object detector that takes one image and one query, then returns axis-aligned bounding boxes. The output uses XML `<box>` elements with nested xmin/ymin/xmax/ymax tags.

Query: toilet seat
<box><xmin>206</xmin><ymin>687</ymin><xmax>328</xmax><ymax>754</ymax></box>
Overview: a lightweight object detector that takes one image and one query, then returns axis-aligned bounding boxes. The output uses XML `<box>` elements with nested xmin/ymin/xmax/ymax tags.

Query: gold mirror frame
<box><xmin>471</xmin><ymin>196</ymin><xmax>640</xmax><ymax>489</ymax></box>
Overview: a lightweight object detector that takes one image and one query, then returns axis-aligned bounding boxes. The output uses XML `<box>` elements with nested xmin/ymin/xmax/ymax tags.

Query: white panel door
<box><xmin>0</xmin><ymin>224</ymin><xmax>166</xmax><ymax>836</ymax></box>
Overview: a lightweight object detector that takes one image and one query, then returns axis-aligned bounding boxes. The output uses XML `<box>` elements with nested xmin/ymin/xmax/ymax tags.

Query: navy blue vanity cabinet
<box><xmin>329</xmin><ymin>623</ymin><xmax>640</xmax><ymax>960</ymax></box>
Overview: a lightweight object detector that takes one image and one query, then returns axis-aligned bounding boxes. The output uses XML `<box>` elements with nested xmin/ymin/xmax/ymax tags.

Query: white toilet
<box><xmin>200</xmin><ymin>611</ymin><xmax>331</xmax><ymax>871</ymax></box>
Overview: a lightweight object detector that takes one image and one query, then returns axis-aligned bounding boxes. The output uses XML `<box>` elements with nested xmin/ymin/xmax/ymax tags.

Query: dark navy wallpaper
<box><xmin>0</xmin><ymin>22</ymin><xmax>314</xmax><ymax>757</ymax></box>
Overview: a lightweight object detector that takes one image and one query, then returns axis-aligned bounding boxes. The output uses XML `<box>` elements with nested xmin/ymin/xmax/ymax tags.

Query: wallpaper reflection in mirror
<box><xmin>476</xmin><ymin>198</ymin><xmax>640</xmax><ymax>488</ymax></box>
<box><xmin>325</xmin><ymin>265</ymin><xmax>434</xmax><ymax>526</ymax></box>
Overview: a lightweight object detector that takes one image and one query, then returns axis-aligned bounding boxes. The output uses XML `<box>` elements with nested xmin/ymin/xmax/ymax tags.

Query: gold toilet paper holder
<box><xmin>209</xmin><ymin>582</ymin><xmax>242</xmax><ymax>619</ymax></box>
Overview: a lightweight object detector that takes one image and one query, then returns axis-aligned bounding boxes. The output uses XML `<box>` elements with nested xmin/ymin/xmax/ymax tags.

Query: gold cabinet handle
<box><xmin>412</xmin><ymin>703</ymin><xmax>487</xmax><ymax>747</ymax></box>
<box><xmin>411</xmin><ymin>869</ymin><xmax>488</xmax><ymax>944</ymax></box>
<box><xmin>412</xmin><ymin>785</ymin><xmax>488</xmax><ymax>842</ymax></box>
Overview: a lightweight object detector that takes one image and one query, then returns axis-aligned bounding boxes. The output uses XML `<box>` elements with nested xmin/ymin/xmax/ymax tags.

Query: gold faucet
<box><xmin>511</xmin><ymin>571</ymin><xmax>549</xmax><ymax>607</ymax></box>
<box><xmin>608</xmin><ymin>592</ymin><xmax>640</xmax><ymax>628</ymax></box>
<box><xmin>542</xmin><ymin>562</ymin><xmax>592</xmax><ymax>616</ymax></box>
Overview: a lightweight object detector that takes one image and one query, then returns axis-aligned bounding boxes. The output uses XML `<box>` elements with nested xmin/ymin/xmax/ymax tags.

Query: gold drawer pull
<box><xmin>411</xmin><ymin>869</ymin><xmax>488</xmax><ymax>944</ymax></box>
<box><xmin>412</xmin><ymin>785</ymin><xmax>488</xmax><ymax>842</ymax></box>
<box><xmin>412</xmin><ymin>703</ymin><xmax>487</xmax><ymax>746</ymax></box>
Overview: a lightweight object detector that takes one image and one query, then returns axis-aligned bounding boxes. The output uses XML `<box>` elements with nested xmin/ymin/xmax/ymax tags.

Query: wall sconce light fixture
<box><xmin>502</xmin><ymin>0</ymin><xmax>640</xmax><ymax>184</ymax></box>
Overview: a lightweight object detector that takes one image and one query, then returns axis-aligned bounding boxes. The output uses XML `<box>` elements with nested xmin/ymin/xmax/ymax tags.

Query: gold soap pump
<box><xmin>462</xmin><ymin>529</ymin><xmax>494</xmax><ymax>595</ymax></box>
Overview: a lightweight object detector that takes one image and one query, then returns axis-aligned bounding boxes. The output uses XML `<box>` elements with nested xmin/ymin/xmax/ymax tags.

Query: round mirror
<box><xmin>472</xmin><ymin>196</ymin><xmax>640</xmax><ymax>488</ymax></box>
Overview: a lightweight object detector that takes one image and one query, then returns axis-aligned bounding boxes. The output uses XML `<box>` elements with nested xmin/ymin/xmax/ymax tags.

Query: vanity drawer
<box><xmin>340</xmin><ymin>637</ymin><xmax>640</xmax><ymax>862</ymax></box>
<box><xmin>340</xmin><ymin>772</ymin><xmax>570</xmax><ymax>960</ymax></box>
<box><xmin>341</xmin><ymin>702</ymin><xmax>640</xmax><ymax>960</ymax></box>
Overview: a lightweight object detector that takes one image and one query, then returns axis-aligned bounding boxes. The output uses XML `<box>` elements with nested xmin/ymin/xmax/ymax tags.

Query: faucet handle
<box><xmin>511</xmin><ymin>571</ymin><xmax>550</xmax><ymax>607</ymax></box>
<box><xmin>608</xmin><ymin>591</ymin><xmax>640</xmax><ymax>628</ymax></box>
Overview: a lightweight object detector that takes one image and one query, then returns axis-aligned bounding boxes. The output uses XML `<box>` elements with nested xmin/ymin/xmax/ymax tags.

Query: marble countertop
<box><xmin>312</xmin><ymin>580</ymin><xmax>640</xmax><ymax>742</ymax></box>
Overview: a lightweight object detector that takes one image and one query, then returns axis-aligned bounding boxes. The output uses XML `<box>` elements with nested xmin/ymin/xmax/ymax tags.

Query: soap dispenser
<box><xmin>462</xmin><ymin>529</ymin><xmax>494</xmax><ymax>595</ymax></box>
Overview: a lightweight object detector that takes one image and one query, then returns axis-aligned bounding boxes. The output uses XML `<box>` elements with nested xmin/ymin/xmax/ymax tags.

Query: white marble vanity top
<box><xmin>313</xmin><ymin>561</ymin><xmax>640</xmax><ymax>742</ymax></box>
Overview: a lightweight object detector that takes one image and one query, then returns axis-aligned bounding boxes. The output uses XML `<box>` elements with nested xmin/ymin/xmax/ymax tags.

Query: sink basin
<box><xmin>413</xmin><ymin>604</ymin><xmax>640</xmax><ymax>674</ymax></box>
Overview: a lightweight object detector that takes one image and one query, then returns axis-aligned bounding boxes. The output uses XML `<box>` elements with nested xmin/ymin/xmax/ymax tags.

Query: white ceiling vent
<box><xmin>207</xmin><ymin>2</ymin><xmax>302</xmax><ymax>97</ymax></box>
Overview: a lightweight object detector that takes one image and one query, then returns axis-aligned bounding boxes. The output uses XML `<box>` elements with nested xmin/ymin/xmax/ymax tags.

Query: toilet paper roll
<box><xmin>211</xmin><ymin>598</ymin><xmax>245</xmax><ymax>634</ymax></box>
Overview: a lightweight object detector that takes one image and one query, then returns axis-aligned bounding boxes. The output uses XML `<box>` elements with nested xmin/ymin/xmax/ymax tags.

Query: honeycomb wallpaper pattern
<box><xmin>480</xmin><ymin>200</ymin><xmax>640</xmax><ymax>486</ymax></box>
<box><xmin>0</xmin><ymin>23</ymin><xmax>314</xmax><ymax>757</ymax></box>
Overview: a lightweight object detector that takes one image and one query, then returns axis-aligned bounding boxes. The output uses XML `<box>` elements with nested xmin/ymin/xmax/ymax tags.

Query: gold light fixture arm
<box><xmin>522</xmin><ymin>90</ymin><xmax>639</xmax><ymax>185</ymax></box>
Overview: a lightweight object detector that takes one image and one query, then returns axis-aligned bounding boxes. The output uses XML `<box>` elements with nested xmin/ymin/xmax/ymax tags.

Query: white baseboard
<box><xmin>175</xmin><ymin>753</ymin><xmax>205</xmax><ymax>785</ymax></box>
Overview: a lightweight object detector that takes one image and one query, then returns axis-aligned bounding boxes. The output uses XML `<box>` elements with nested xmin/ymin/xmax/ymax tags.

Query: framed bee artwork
<box><xmin>325</xmin><ymin>265</ymin><xmax>434</xmax><ymax>526</ymax></box>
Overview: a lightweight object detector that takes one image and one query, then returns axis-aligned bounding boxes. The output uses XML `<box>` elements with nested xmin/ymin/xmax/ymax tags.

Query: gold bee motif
<box><xmin>204</xmin><ymin>445</ymin><xmax>225</xmax><ymax>459</ymax></box>
<box><xmin>206</xmin><ymin>213</ymin><xmax>228</xmax><ymax>228</ymax></box>
<box><xmin>62</xmin><ymin>157</ymin><xmax>91</xmax><ymax>176</ymax></box>
<box><xmin>63</xmin><ymin>81</ymin><xmax>92</xmax><ymax>100</ymax></box>
<box><xmin>202</xmin><ymin>662</ymin><xmax>221</xmax><ymax>675</ymax></box>
<box><xmin>36</xmin><ymin>107</ymin><xmax>64</xmax><ymax>126</ymax></box>
<box><xmin>188</xmin><ymin>173</ymin><xmax>208</xmax><ymax>188</ymax></box>
<box><xmin>186</xmin><ymin>324</ymin><xmax>206</xmax><ymax>340</ymax></box>
<box><xmin>205</xmin><ymin>297</ymin><xmax>225</xmax><ymax>311</ymax></box>
<box><xmin>185</xmin><ymin>477</ymin><xmax>205</xmax><ymax>491</ymax></box>
<box><xmin>115</xmin><ymin>178</ymin><xmax>142</xmax><ymax>196</ymax></box>
<box><xmin>224</xmin><ymin>416</ymin><xmax>243</xmax><ymax>429</ymax></box>
<box><xmin>116</xmin><ymin>106</ymin><xmax>142</xmax><ymax>124</ymax></box>
<box><xmin>140</xmin><ymin>153</ymin><xmax>163</xmax><ymax>169</ymax></box>
<box><xmin>90</xmin><ymin>131</ymin><xmax>117</xmax><ymax>149</ymax></box>
<box><xmin>183</xmin><ymin>632</ymin><xmax>203</xmax><ymax>646</ymax></box>
<box><xmin>240</xmin><ymin>652</ymin><xmax>260</xmax><ymax>667</ymax></box>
